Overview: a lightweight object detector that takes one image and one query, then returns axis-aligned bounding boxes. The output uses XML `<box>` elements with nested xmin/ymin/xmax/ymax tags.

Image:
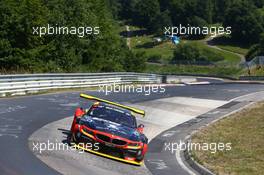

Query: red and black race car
<box><xmin>69</xmin><ymin>94</ymin><xmax>148</xmax><ymax>165</ymax></box>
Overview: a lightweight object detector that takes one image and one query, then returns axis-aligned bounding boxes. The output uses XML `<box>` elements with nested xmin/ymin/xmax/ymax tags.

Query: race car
<box><xmin>69</xmin><ymin>94</ymin><xmax>148</xmax><ymax>165</ymax></box>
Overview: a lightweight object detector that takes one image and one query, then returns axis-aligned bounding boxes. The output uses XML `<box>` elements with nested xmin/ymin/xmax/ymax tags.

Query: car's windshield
<box><xmin>88</xmin><ymin>105</ymin><xmax>137</xmax><ymax>128</ymax></box>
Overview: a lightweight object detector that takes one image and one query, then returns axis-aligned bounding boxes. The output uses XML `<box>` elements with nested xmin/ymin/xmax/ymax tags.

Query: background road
<box><xmin>0</xmin><ymin>82</ymin><xmax>264</xmax><ymax>175</ymax></box>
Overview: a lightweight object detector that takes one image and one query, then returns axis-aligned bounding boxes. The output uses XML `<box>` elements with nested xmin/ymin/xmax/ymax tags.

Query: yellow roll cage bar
<box><xmin>80</xmin><ymin>93</ymin><xmax>145</xmax><ymax>117</ymax></box>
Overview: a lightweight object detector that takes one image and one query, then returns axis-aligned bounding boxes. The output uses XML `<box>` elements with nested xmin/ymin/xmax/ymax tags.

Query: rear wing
<box><xmin>80</xmin><ymin>93</ymin><xmax>145</xmax><ymax>117</ymax></box>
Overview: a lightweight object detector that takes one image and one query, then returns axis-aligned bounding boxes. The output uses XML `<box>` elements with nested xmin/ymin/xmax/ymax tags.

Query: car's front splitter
<box><xmin>73</xmin><ymin>143</ymin><xmax>143</xmax><ymax>166</ymax></box>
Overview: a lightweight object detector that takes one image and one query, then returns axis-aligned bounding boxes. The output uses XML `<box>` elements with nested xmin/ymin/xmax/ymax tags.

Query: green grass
<box><xmin>129</xmin><ymin>29</ymin><xmax>241</xmax><ymax>66</ymax></box>
<box><xmin>191</xmin><ymin>102</ymin><xmax>264</xmax><ymax>175</ymax></box>
<box><xmin>216</xmin><ymin>45</ymin><xmax>249</xmax><ymax>55</ymax></box>
<box><xmin>129</xmin><ymin>25</ymin><xmax>141</xmax><ymax>31</ymax></box>
<box><xmin>185</xmin><ymin>40</ymin><xmax>241</xmax><ymax>66</ymax></box>
<box><xmin>130</xmin><ymin>34</ymin><xmax>175</xmax><ymax>62</ymax></box>
<box><xmin>211</xmin><ymin>35</ymin><xmax>250</xmax><ymax>55</ymax></box>
<box><xmin>250</xmin><ymin>67</ymin><xmax>264</xmax><ymax>76</ymax></box>
<box><xmin>126</xmin><ymin>25</ymin><xmax>243</xmax><ymax>76</ymax></box>
<box><xmin>145</xmin><ymin>63</ymin><xmax>242</xmax><ymax>77</ymax></box>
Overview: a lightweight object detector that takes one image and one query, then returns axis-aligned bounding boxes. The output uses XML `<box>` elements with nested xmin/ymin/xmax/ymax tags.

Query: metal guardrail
<box><xmin>0</xmin><ymin>72</ymin><xmax>162</xmax><ymax>96</ymax></box>
<box><xmin>240</xmin><ymin>56</ymin><xmax>264</xmax><ymax>73</ymax></box>
<box><xmin>246</xmin><ymin>56</ymin><xmax>264</xmax><ymax>68</ymax></box>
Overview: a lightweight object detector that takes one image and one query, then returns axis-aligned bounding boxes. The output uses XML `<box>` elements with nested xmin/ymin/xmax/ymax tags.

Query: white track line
<box><xmin>185</xmin><ymin>81</ymin><xmax>210</xmax><ymax>85</ymax></box>
<box><xmin>176</xmin><ymin>149</ymin><xmax>196</xmax><ymax>175</ymax></box>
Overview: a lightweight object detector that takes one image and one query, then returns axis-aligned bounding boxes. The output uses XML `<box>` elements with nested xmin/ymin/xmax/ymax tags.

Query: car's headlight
<box><xmin>128</xmin><ymin>143</ymin><xmax>139</xmax><ymax>146</ymax></box>
<box><xmin>137</xmin><ymin>150</ymin><xmax>142</xmax><ymax>156</ymax></box>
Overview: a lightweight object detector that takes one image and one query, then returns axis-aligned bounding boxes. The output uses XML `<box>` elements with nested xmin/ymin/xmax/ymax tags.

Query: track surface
<box><xmin>1</xmin><ymin>82</ymin><xmax>264</xmax><ymax>175</ymax></box>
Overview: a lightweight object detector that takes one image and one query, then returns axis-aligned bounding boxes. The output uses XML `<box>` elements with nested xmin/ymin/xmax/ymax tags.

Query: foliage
<box><xmin>2</xmin><ymin>0</ymin><xmax>264</xmax><ymax>73</ymax></box>
<box><xmin>223</xmin><ymin>0</ymin><xmax>264</xmax><ymax>43</ymax></box>
<box><xmin>0</xmin><ymin>0</ymin><xmax>145</xmax><ymax>73</ymax></box>
<box><xmin>147</xmin><ymin>54</ymin><xmax>162</xmax><ymax>63</ymax></box>
<box><xmin>172</xmin><ymin>44</ymin><xmax>205</xmax><ymax>64</ymax></box>
<box><xmin>115</xmin><ymin>0</ymin><xmax>264</xmax><ymax>44</ymax></box>
<box><xmin>246</xmin><ymin>33</ymin><xmax>264</xmax><ymax>61</ymax></box>
<box><xmin>145</xmin><ymin>63</ymin><xmax>242</xmax><ymax>77</ymax></box>
<box><xmin>171</xmin><ymin>43</ymin><xmax>224</xmax><ymax>65</ymax></box>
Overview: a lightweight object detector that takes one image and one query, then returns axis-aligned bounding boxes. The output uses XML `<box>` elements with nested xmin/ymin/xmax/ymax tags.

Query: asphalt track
<box><xmin>1</xmin><ymin>81</ymin><xmax>264</xmax><ymax>175</ymax></box>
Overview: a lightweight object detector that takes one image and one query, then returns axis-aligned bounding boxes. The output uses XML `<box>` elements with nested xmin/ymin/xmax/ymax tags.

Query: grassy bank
<box><xmin>211</xmin><ymin>35</ymin><xmax>250</xmax><ymax>55</ymax></box>
<box><xmin>145</xmin><ymin>63</ymin><xmax>242</xmax><ymax>78</ymax></box>
<box><xmin>216</xmin><ymin>45</ymin><xmax>249</xmax><ymax>55</ymax></box>
<box><xmin>130</xmin><ymin>34</ymin><xmax>174</xmax><ymax>62</ymax></box>
<box><xmin>250</xmin><ymin>67</ymin><xmax>264</xmax><ymax>76</ymax></box>
<box><xmin>128</xmin><ymin>25</ymin><xmax>241</xmax><ymax>66</ymax></box>
<box><xmin>191</xmin><ymin>102</ymin><xmax>264</xmax><ymax>175</ymax></box>
<box><xmin>186</xmin><ymin>40</ymin><xmax>241</xmax><ymax>66</ymax></box>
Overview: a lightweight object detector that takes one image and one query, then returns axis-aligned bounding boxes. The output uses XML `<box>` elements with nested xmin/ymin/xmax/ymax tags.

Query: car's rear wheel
<box><xmin>67</xmin><ymin>132</ymin><xmax>74</xmax><ymax>145</ymax></box>
<box><xmin>68</xmin><ymin>132</ymin><xmax>81</xmax><ymax>145</ymax></box>
<box><xmin>74</xmin><ymin>132</ymin><xmax>82</xmax><ymax>143</ymax></box>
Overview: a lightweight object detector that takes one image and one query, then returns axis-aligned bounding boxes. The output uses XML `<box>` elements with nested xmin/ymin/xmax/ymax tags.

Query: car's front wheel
<box><xmin>67</xmin><ymin>132</ymin><xmax>75</xmax><ymax>145</ymax></box>
<box><xmin>136</xmin><ymin>149</ymin><xmax>144</xmax><ymax>161</ymax></box>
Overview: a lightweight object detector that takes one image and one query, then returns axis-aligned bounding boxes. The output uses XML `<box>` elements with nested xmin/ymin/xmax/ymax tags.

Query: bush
<box><xmin>186</xmin><ymin>16</ymin><xmax>208</xmax><ymax>40</ymax></box>
<box><xmin>147</xmin><ymin>54</ymin><xmax>162</xmax><ymax>63</ymax></box>
<box><xmin>0</xmin><ymin>0</ymin><xmax>141</xmax><ymax>73</ymax></box>
<box><xmin>246</xmin><ymin>33</ymin><xmax>264</xmax><ymax>61</ymax></box>
<box><xmin>171</xmin><ymin>43</ymin><xmax>210</xmax><ymax>65</ymax></box>
<box><xmin>171</xmin><ymin>42</ymin><xmax>225</xmax><ymax>65</ymax></box>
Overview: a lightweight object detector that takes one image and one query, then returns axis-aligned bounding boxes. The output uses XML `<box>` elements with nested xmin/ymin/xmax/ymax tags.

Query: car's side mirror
<box><xmin>137</xmin><ymin>124</ymin><xmax>144</xmax><ymax>133</ymax></box>
<box><xmin>74</xmin><ymin>107</ymin><xmax>85</xmax><ymax>117</ymax></box>
<box><xmin>138</xmin><ymin>124</ymin><xmax>144</xmax><ymax>128</ymax></box>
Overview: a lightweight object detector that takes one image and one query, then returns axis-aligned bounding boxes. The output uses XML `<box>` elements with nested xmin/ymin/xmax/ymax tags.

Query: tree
<box><xmin>171</xmin><ymin>43</ymin><xmax>206</xmax><ymax>64</ymax></box>
<box><xmin>123</xmin><ymin>51</ymin><xmax>146</xmax><ymax>72</ymax></box>
<box><xmin>246</xmin><ymin>33</ymin><xmax>264</xmax><ymax>61</ymax></box>
<box><xmin>152</xmin><ymin>10</ymin><xmax>172</xmax><ymax>34</ymax></box>
<box><xmin>134</xmin><ymin>0</ymin><xmax>161</xmax><ymax>32</ymax></box>
<box><xmin>169</xmin><ymin>0</ymin><xmax>192</xmax><ymax>26</ymax></box>
<box><xmin>118</xmin><ymin>0</ymin><xmax>138</xmax><ymax>20</ymax></box>
<box><xmin>105</xmin><ymin>0</ymin><xmax>121</xmax><ymax>19</ymax></box>
<box><xmin>224</xmin><ymin>0</ymin><xmax>264</xmax><ymax>43</ymax></box>
<box><xmin>196</xmin><ymin>0</ymin><xmax>213</xmax><ymax>24</ymax></box>
<box><xmin>187</xmin><ymin>16</ymin><xmax>208</xmax><ymax>39</ymax></box>
<box><xmin>0</xmin><ymin>0</ymin><xmax>147</xmax><ymax>73</ymax></box>
<box><xmin>212</xmin><ymin>0</ymin><xmax>232</xmax><ymax>22</ymax></box>
<box><xmin>251</xmin><ymin>0</ymin><xmax>264</xmax><ymax>8</ymax></box>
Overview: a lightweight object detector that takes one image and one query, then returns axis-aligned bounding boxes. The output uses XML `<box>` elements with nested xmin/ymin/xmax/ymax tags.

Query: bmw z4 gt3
<box><xmin>70</xmin><ymin>94</ymin><xmax>148</xmax><ymax>165</ymax></box>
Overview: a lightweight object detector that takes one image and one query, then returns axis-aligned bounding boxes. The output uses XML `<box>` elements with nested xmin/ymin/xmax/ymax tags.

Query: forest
<box><xmin>1</xmin><ymin>0</ymin><xmax>264</xmax><ymax>73</ymax></box>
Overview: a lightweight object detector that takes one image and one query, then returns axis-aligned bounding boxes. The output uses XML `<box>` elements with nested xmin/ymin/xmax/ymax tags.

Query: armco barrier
<box><xmin>0</xmin><ymin>72</ymin><xmax>162</xmax><ymax>96</ymax></box>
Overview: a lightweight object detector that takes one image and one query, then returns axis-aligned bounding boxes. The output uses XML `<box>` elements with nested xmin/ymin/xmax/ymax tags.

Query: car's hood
<box><xmin>83</xmin><ymin>116</ymin><xmax>141</xmax><ymax>142</ymax></box>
